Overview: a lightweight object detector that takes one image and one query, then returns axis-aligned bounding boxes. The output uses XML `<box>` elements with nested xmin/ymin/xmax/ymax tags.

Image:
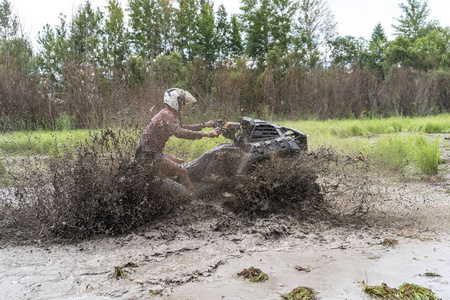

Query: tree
<box><xmin>128</xmin><ymin>0</ymin><xmax>165</xmax><ymax>63</ymax></box>
<box><xmin>159</xmin><ymin>0</ymin><xmax>176</xmax><ymax>55</ymax></box>
<box><xmin>70</xmin><ymin>1</ymin><xmax>104</xmax><ymax>64</ymax></box>
<box><xmin>385</xmin><ymin>27</ymin><xmax>450</xmax><ymax>70</ymax></box>
<box><xmin>229</xmin><ymin>14</ymin><xmax>244</xmax><ymax>57</ymax></box>
<box><xmin>196</xmin><ymin>0</ymin><xmax>216</xmax><ymax>64</ymax></box>
<box><xmin>294</xmin><ymin>0</ymin><xmax>337</xmax><ymax>69</ymax></box>
<box><xmin>0</xmin><ymin>0</ymin><xmax>18</xmax><ymax>40</ymax></box>
<box><xmin>104</xmin><ymin>0</ymin><xmax>129</xmax><ymax>72</ymax></box>
<box><xmin>329</xmin><ymin>35</ymin><xmax>365</xmax><ymax>69</ymax></box>
<box><xmin>413</xmin><ymin>28</ymin><xmax>450</xmax><ymax>70</ymax></box>
<box><xmin>392</xmin><ymin>0</ymin><xmax>438</xmax><ymax>40</ymax></box>
<box><xmin>215</xmin><ymin>4</ymin><xmax>230</xmax><ymax>60</ymax></box>
<box><xmin>240</xmin><ymin>0</ymin><xmax>273</xmax><ymax>62</ymax></box>
<box><xmin>175</xmin><ymin>0</ymin><xmax>200</xmax><ymax>60</ymax></box>
<box><xmin>37</xmin><ymin>14</ymin><xmax>70</xmax><ymax>86</ymax></box>
<box><xmin>271</xmin><ymin>0</ymin><xmax>298</xmax><ymax>54</ymax></box>
<box><xmin>364</xmin><ymin>22</ymin><xmax>387</xmax><ymax>77</ymax></box>
<box><xmin>0</xmin><ymin>0</ymin><xmax>30</xmax><ymax>71</ymax></box>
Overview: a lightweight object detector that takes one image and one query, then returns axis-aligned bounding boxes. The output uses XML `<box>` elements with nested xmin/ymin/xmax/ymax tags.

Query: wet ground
<box><xmin>0</xmin><ymin>134</ymin><xmax>449</xmax><ymax>300</ymax></box>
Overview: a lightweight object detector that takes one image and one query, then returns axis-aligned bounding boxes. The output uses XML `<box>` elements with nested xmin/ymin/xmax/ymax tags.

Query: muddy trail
<box><xmin>0</xmin><ymin>136</ymin><xmax>449</xmax><ymax>299</ymax></box>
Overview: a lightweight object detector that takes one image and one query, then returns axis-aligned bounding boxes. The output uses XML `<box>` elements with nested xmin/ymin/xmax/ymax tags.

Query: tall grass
<box><xmin>0</xmin><ymin>115</ymin><xmax>446</xmax><ymax>175</ymax></box>
<box><xmin>0</xmin><ymin>130</ymin><xmax>93</xmax><ymax>156</ymax></box>
<box><xmin>280</xmin><ymin>113</ymin><xmax>450</xmax><ymax>139</ymax></box>
<box><xmin>370</xmin><ymin>135</ymin><xmax>441</xmax><ymax>174</ymax></box>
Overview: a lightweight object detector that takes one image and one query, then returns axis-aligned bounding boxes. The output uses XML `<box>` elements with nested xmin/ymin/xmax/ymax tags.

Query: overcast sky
<box><xmin>12</xmin><ymin>0</ymin><xmax>450</xmax><ymax>46</ymax></box>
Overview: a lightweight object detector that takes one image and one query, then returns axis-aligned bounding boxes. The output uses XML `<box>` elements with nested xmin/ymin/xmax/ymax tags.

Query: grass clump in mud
<box><xmin>423</xmin><ymin>272</ymin><xmax>441</xmax><ymax>277</ymax></box>
<box><xmin>363</xmin><ymin>282</ymin><xmax>440</xmax><ymax>299</ymax></box>
<box><xmin>281</xmin><ymin>286</ymin><xmax>318</xmax><ymax>300</ymax></box>
<box><xmin>0</xmin><ymin>128</ymin><xmax>187</xmax><ymax>242</ymax></box>
<box><xmin>109</xmin><ymin>262</ymin><xmax>138</xmax><ymax>280</ymax></box>
<box><xmin>237</xmin><ymin>267</ymin><xmax>269</xmax><ymax>282</ymax></box>
<box><xmin>294</xmin><ymin>266</ymin><xmax>311</xmax><ymax>272</ymax></box>
<box><xmin>382</xmin><ymin>238</ymin><xmax>399</xmax><ymax>248</ymax></box>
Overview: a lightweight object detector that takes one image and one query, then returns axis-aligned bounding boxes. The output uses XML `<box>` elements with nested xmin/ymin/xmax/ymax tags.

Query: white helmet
<box><xmin>164</xmin><ymin>88</ymin><xmax>197</xmax><ymax>111</ymax></box>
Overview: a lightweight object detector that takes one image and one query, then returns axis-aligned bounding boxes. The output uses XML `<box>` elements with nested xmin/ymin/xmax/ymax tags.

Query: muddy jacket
<box><xmin>137</xmin><ymin>107</ymin><xmax>204</xmax><ymax>154</ymax></box>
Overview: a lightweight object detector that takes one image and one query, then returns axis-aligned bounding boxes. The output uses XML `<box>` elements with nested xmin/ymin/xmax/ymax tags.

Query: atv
<box><xmin>182</xmin><ymin>117</ymin><xmax>307</xmax><ymax>192</ymax></box>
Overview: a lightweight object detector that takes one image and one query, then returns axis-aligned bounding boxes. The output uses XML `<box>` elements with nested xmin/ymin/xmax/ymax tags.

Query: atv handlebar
<box><xmin>213</xmin><ymin>119</ymin><xmax>241</xmax><ymax>141</ymax></box>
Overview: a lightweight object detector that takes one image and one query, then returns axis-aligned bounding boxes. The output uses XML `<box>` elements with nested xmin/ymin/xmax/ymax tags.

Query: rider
<box><xmin>135</xmin><ymin>88</ymin><xmax>219</xmax><ymax>192</ymax></box>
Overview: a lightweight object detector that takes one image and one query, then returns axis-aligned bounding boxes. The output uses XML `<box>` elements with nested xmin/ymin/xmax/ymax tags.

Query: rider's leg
<box><xmin>164</xmin><ymin>153</ymin><xmax>185</xmax><ymax>164</ymax></box>
<box><xmin>159</xmin><ymin>156</ymin><xmax>195</xmax><ymax>192</ymax></box>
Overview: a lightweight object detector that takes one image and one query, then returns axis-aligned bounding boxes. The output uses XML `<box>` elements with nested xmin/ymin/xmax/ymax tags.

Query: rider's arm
<box><xmin>168</xmin><ymin>121</ymin><xmax>206</xmax><ymax>139</ymax></box>
<box><xmin>182</xmin><ymin>120</ymin><xmax>214</xmax><ymax>131</ymax></box>
<box><xmin>182</xmin><ymin>124</ymin><xmax>203</xmax><ymax>131</ymax></box>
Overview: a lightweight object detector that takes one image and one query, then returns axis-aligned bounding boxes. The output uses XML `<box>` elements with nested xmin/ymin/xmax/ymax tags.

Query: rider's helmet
<box><xmin>164</xmin><ymin>88</ymin><xmax>197</xmax><ymax>111</ymax></box>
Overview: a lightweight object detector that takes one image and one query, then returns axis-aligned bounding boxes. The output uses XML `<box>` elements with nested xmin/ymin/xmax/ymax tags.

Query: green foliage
<box><xmin>329</xmin><ymin>36</ymin><xmax>365</xmax><ymax>69</ymax></box>
<box><xmin>280</xmin><ymin>114</ymin><xmax>450</xmax><ymax>140</ymax></box>
<box><xmin>37</xmin><ymin>14</ymin><xmax>70</xmax><ymax>88</ymax></box>
<box><xmin>229</xmin><ymin>14</ymin><xmax>244</xmax><ymax>57</ymax></box>
<box><xmin>128</xmin><ymin>0</ymin><xmax>165</xmax><ymax>62</ymax></box>
<box><xmin>359</xmin><ymin>134</ymin><xmax>440</xmax><ymax>175</ymax></box>
<box><xmin>153</xmin><ymin>51</ymin><xmax>186</xmax><ymax>87</ymax></box>
<box><xmin>125</xmin><ymin>55</ymin><xmax>148</xmax><ymax>86</ymax></box>
<box><xmin>373</xmin><ymin>135</ymin><xmax>415</xmax><ymax>171</ymax></box>
<box><xmin>295</xmin><ymin>0</ymin><xmax>337</xmax><ymax>69</ymax></box>
<box><xmin>240</xmin><ymin>0</ymin><xmax>273</xmax><ymax>61</ymax></box>
<box><xmin>392</xmin><ymin>0</ymin><xmax>437</xmax><ymax>40</ymax></box>
<box><xmin>364</xmin><ymin>23</ymin><xmax>387</xmax><ymax>76</ymax></box>
<box><xmin>215</xmin><ymin>5</ymin><xmax>230</xmax><ymax>60</ymax></box>
<box><xmin>104</xmin><ymin>0</ymin><xmax>129</xmax><ymax>71</ymax></box>
<box><xmin>196</xmin><ymin>0</ymin><xmax>216</xmax><ymax>64</ymax></box>
<box><xmin>3</xmin><ymin>0</ymin><xmax>450</xmax><ymax>131</ymax></box>
<box><xmin>70</xmin><ymin>1</ymin><xmax>104</xmax><ymax>62</ymax></box>
<box><xmin>386</xmin><ymin>27</ymin><xmax>450</xmax><ymax>70</ymax></box>
<box><xmin>281</xmin><ymin>115</ymin><xmax>447</xmax><ymax>176</ymax></box>
<box><xmin>175</xmin><ymin>0</ymin><xmax>200</xmax><ymax>60</ymax></box>
<box><xmin>413</xmin><ymin>136</ymin><xmax>440</xmax><ymax>174</ymax></box>
<box><xmin>0</xmin><ymin>0</ymin><xmax>18</xmax><ymax>39</ymax></box>
<box><xmin>55</xmin><ymin>114</ymin><xmax>77</xmax><ymax>131</ymax></box>
<box><xmin>270</xmin><ymin>0</ymin><xmax>298</xmax><ymax>54</ymax></box>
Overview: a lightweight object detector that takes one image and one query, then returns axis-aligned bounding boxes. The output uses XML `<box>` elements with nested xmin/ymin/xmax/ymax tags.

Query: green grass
<box><xmin>279</xmin><ymin>113</ymin><xmax>450</xmax><ymax>139</ymax></box>
<box><xmin>278</xmin><ymin>114</ymin><xmax>446</xmax><ymax>176</ymax></box>
<box><xmin>368</xmin><ymin>135</ymin><xmax>441</xmax><ymax>175</ymax></box>
<box><xmin>0</xmin><ymin>130</ymin><xmax>93</xmax><ymax>156</ymax></box>
<box><xmin>0</xmin><ymin>114</ymin><xmax>447</xmax><ymax>176</ymax></box>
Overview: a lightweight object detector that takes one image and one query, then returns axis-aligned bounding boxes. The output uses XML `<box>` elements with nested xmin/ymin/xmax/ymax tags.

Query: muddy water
<box><xmin>1</xmin><ymin>227</ymin><xmax>449</xmax><ymax>299</ymax></box>
<box><xmin>1</xmin><ymin>134</ymin><xmax>449</xmax><ymax>300</ymax></box>
<box><xmin>169</xmin><ymin>237</ymin><xmax>450</xmax><ymax>299</ymax></box>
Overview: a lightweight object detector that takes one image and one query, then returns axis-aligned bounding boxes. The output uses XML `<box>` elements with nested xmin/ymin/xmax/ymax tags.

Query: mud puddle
<box><xmin>169</xmin><ymin>236</ymin><xmax>450</xmax><ymax>299</ymax></box>
<box><xmin>1</xmin><ymin>182</ymin><xmax>450</xmax><ymax>300</ymax></box>
<box><xmin>1</xmin><ymin>225</ymin><xmax>449</xmax><ymax>299</ymax></box>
